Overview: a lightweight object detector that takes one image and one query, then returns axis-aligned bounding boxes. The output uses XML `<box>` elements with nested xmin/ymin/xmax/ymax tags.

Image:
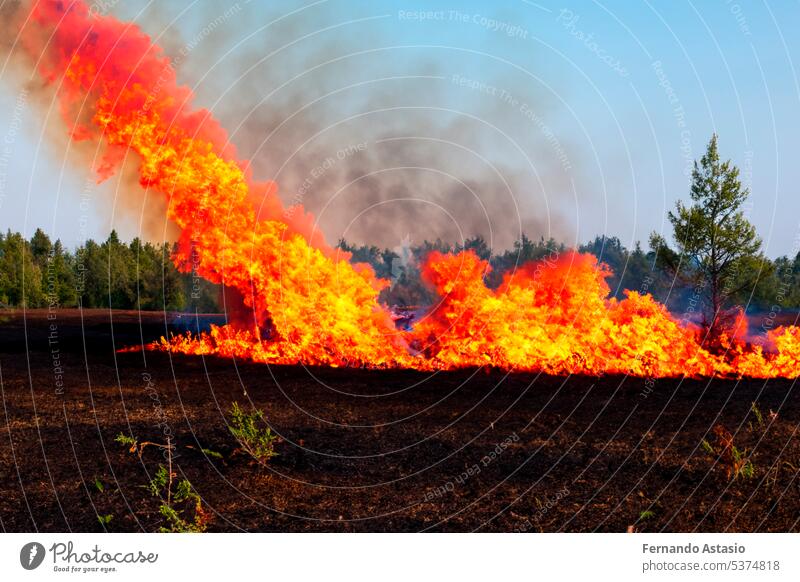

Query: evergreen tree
<box><xmin>650</xmin><ymin>134</ymin><xmax>768</xmax><ymax>342</ymax></box>
<box><xmin>0</xmin><ymin>231</ymin><xmax>43</xmax><ymax>307</ymax></box>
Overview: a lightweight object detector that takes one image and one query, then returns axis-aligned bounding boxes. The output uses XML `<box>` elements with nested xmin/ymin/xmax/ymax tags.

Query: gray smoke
<box><xmin>4</xmin><ymin>0</ymin><xmax>583</xmax><ymax>252</ymax></box>
<box><xmin>127</xmin><ymin>0</ymin><xmax>583</xmax><ymax>252</ymax></box>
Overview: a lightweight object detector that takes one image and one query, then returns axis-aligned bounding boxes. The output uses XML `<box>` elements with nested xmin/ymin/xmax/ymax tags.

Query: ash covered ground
<box><xmin>0</xmin><ymin>309</ymin><xmax>798</xmax><ymax>532</ymax></box>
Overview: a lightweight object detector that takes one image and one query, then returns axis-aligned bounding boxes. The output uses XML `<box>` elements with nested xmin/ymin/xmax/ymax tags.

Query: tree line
<box><xmin>1</xmin><ymin>224</ymin><xmax>796</xmax><ymax>317</ymax></box>
<box><xmin>340</xmin><ymin>230</ymin><xmax>799</xmax><ymax>315</ymax></box>
<box><xmin>0</xmin><ymin>229</ymin><xmax>220</xmax><ymax>311</ymax></box>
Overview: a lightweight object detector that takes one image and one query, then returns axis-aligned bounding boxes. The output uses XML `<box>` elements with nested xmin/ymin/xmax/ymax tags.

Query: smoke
<box><xmin>0</xmin><ymin>0</ymin><xmax>179</xmax><ymax>243</ymax></box>
<box><xmin>2</xmin><ymin>0</ymin><xmax>582</xmax><ymax>251</ymax></box>
<box><xmin>121</xmin><ymin>0</ymin><xmax>582</xmax><ymax>252</ymax></box>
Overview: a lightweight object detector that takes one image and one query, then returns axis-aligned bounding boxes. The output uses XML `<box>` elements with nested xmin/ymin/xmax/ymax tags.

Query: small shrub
<box><xmin>228</xmin><ymin>402</ymin><xmax>278</xmax><ymax>463</ymax></box>
<box><xmin>737</xmin><ymin>457</ymin><xmax>755</xmax><ymax>480</ymax></box>
<box><xmin>117</xmin><ymin>433</ymin><xmax>209</xmax><ymax>532</ymax></box>
<box><xmin>148</xmin><ymin>467</ymin><xmax>209</xmax><ymax>533</ymax></box>
<box><xmin>705</xmin><ymin>425</ymin><xmax>755</xmax><ymax>481</ymax></box>
<box><xmin>749</xmin><ymin>401</ymin><xmax>765</xmax><ymax>432</ymax></box>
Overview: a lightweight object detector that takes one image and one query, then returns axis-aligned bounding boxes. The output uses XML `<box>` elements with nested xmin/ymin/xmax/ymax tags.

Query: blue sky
<box><xmin>1</xmin><ymin>0</ymin><xmax>799</xmax><ymax>256</ymax></box>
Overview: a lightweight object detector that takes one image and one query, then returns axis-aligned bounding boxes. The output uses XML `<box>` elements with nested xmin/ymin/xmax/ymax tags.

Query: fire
<box><xmin>20</xmin><ymin>0</ymin><xmax>410</xmax><ymax>369</ymax></box>
<box><xmin>409</xmin><ymin>250</ymin><xmax>799</xmax><ymax>377</ymax></box>
<box><xmin>16</xmin><ymin>1</ymin><xmax>800</xmax><ymax>378</ymax></box>
<box><xmin>410</xmin><ymin>250</ymin><xmax>724</xmax><ymax>377</ymax></box>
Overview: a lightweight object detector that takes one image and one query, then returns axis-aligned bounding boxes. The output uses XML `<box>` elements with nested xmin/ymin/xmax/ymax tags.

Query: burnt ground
<box><xmin>0</xmin><ymin>308</ymin><xmax>799</xmax><ymax>533</ymax></box>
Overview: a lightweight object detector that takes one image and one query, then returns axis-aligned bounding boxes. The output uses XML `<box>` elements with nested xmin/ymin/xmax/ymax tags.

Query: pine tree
<box><xmin>651</xmin><ymin>134</ymin><xmax>768</xmax><ymax>342</ymax></box>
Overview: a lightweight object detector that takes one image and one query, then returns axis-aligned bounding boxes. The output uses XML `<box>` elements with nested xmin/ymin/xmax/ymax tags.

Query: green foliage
<box><xmin>704</xmin><ymin>425</ymin><xmax>756</xmax><ymax>482</ymax></box>
<box><xmin>117</xmin><ymin>433</ymin><xmax>209</xmax><ymax>533</ymax></box>
<box><xmin>578</xmin><ymin>236</ymin><xmax>656</xmax><ymax>299</ymax></box>
<box><xmin>201</xmin><ymin>447</ymin><xmax>223</xmax><ymax>460</ymax></box>
<box><xmin>114</xmin><ymin>433</ymin><xmax>137</xmax><ymax>447</ymax></box>
<box><xmin>148</xmin><ymin>465</ymin><xmax>208</xmax><ymax>533</ymax></box>
<box><xmin>228</xmin><ymin>402</ymin><xmax>278</xmax><ymax>463</ymax></box>
<box><xmin>164</xmin><ymin>477</ymin><xmax>207</xmax><ymax>533</ymax></box>
<box><xmin>6</xmin><ymin>180</ymin><xmax>800</xmax><ymax>318</ymax></box>
<box><xmin>638</xmin><ymin>509</ymin><xmax>656</xmax><ymax>521</ymax></box>
<box><xmin>335</xmin><ymin>225</ymin><xmax>800</xmax><ymax>316</ymax></box>
<box><xmin>158</xmin><ymin>501</ymin><xmax>207</xmax><ymax>533</ymax></box>
<box><xmin>739</xmin><ymin>461</ymin><xmax>755</xmax><ymax>480</ymax></box>
<box><xmin>731</xmin><ymin>446</ymin><xmax>755</xmax><ymax>480</ymax></box>
<box><xmin>97</xmin><ymin>514</ymin><xmax>113</xmax><ymax>526</ymax></box>
<box><xmin>456</xmin><ymin>235</ymin><xmax>492</xmax><ymax>261</ymax></box>
<box><xmin>114</xmin><ymin>432</ymin><xmax>139</xmax><ymax>455</ymax></box>
<box><xmin>174</xmin><ymin>478</ymin><xmax>194</xmax><ymax>501</ymax></box>
<box><xmin>0</xmin><ymin>229</ymin><xmax>220</xmax><ymax>311</ymax></box>
<box><xmin>148</xmin><ymin>465</ymin><xmax>170</xmax><ymax>497</ymax></box>
<box><xmin>0</xmin><ymin>231</ymin><xmax>43</xmax><ymax>307</ymax></box>
<box><xmin>488</xmin><ymin>235</ymin><xmax>566</xmax><ymax>288</ymax></box>
<box><xmin>655</xmin><ymin>134</ymin><xmax>767</xmax><ymax>341</ymax></box>
<box><xmin>750</xmin><ymin>401</ymin><xmax>765</xmax><ymax>432</ymax></box>
<box><xmin>337</xmin><ymin>239</ymin><xmax>396</xmax><ymax>280</ymax></box>
<box><xmin>76</xmin><ymin>231</ymin><xmax>186</xmax><ymax>310</ymax></box>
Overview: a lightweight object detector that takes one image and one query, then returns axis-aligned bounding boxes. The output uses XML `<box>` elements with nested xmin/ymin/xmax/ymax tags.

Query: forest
<box><xmin>2</xmin><ymin>226</ymin><xmax>798</xmax><ymax>316</ymax></box>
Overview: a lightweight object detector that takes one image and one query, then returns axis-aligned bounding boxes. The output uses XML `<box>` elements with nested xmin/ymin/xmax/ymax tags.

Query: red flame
<box><xmin>18</xmin><ymin>1</ymin><xmax>800</xmax><ymax>378</ymax></box>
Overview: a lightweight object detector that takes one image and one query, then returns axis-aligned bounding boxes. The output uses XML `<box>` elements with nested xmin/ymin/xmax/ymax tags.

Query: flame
<box><xmin>21</xmin><ymin>0</ymin><xmax>410</xmax><ymax>368</ymax></box>
<box><xmin>18</xmin><ymin>1</ymin><xmax>800</xmax><ymax>378</ymax></box>
<box><xmin>410</xmin><ymin>250</ymin><xmax>723</xmax><ymax>376</ymax></box>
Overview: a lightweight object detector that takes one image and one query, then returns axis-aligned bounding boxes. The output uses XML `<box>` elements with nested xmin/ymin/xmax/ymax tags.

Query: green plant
<box><xmin>731</xmin><ymin>445</ymin><xmax>755</xmax><ymax>480</ymax></box>
<box><xmin>639</xmin><ymin>509</ymin><xmax>656</xmax><ymax>521</ymax></box>
<box><xmin>115</xmin><ymin>433</ymin><xmax>138</xmax><ymax>451</ymax></box>
<box><xmin>228</xmin><ymin>402</ymin><xmax>278</xmax><ymax>463</ymax></box>
<box><xmin>115</xmin><ymin>432</ymin><xmax>174</xmax><ymax>458</ymax></box>
<box><xmin>201</xmin><ymin>447</ymin><xmax>223</xmax><ymax>460</ymax></box>
<box><xmin>185</xmin><ymin>444</ymin><xmax>225</xmax><ymax>462</ymax></box>
<box><xmin>651</xmin><ymin>134</ymin><xmax>765</xmax><ymax>344</ymax></box>
<box><xmin>91</xmin><ymin>475</ymin><xmax>116</xmax><ymax>529</ymax></box>
<box><xmin>117</xmin><ymin>433</ymin><xmax>209</xmax><ymax>532</ymax></box>
<box><xmin>148</xmin><ymin>465</ymin><xmax>170</xmax><ymax>497</ymax></box>
<box><xmin>706</xmin><ymin>425</ymin><xmax>755</xmax><ymax>481</ymax></box>
<box><xmin>749</xmin><ymin>401</ymin><xmax>765</xmax><ymax>432</ymax></box>
<box><xmin>148</xmin><ymin>466</ymin><xmax>208</xmax><ymax>533</ymax></box>
<box><xmin>738</xmin><ymin>459</ymin><xmax>755</xmax><ymax>479</ymax></box>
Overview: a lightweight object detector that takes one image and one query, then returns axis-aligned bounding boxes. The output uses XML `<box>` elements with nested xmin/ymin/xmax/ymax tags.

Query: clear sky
<box><xmin>1</xmin><ymin>0</ymin><xmax>799</xmax><ymax>256</ymax></box>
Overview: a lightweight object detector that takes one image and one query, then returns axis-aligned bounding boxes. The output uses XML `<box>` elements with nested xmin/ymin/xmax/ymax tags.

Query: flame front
<box><xmin>21</xmin><ymin>0</ymin><xmax>410</xmax><ymax>368</ymax></box>
<box><xmin>409</xmin><ymin>250</ymin><xmax>800</xmax><ymax>377</ymax></box>
<box><xmin>18</xmin><ymin>1</ymin><xmax>800</xmax><ymax>378</ymax></box>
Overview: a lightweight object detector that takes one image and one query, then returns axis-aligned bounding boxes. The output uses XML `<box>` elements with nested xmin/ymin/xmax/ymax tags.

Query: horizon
<box><xmin>6</xmin><ymin>223</ymin><xmax>800</xmax><ymax>263</ymax></box>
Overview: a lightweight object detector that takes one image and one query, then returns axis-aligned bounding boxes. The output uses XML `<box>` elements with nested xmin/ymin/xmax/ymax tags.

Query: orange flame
<box><xmin>22</xmin><ymin>0</ymin><xmax>410</xmax><ymax>368</ymax></box>
<box><xmin>411</xmin><ymin>250</ymin><xmax>723</xmax><ymax>376</ymax></box>
<box><xmin>19</xmin><ymin>1</ymin><xmax>800</xmax><ymax>378</ymax></box>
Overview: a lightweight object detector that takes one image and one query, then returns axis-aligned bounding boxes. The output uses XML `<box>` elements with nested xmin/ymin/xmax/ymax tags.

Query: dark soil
<box><xmin>1</xmin><ymin>308</ymin><xmax>799</xmax><ymax>532</ymax></box>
